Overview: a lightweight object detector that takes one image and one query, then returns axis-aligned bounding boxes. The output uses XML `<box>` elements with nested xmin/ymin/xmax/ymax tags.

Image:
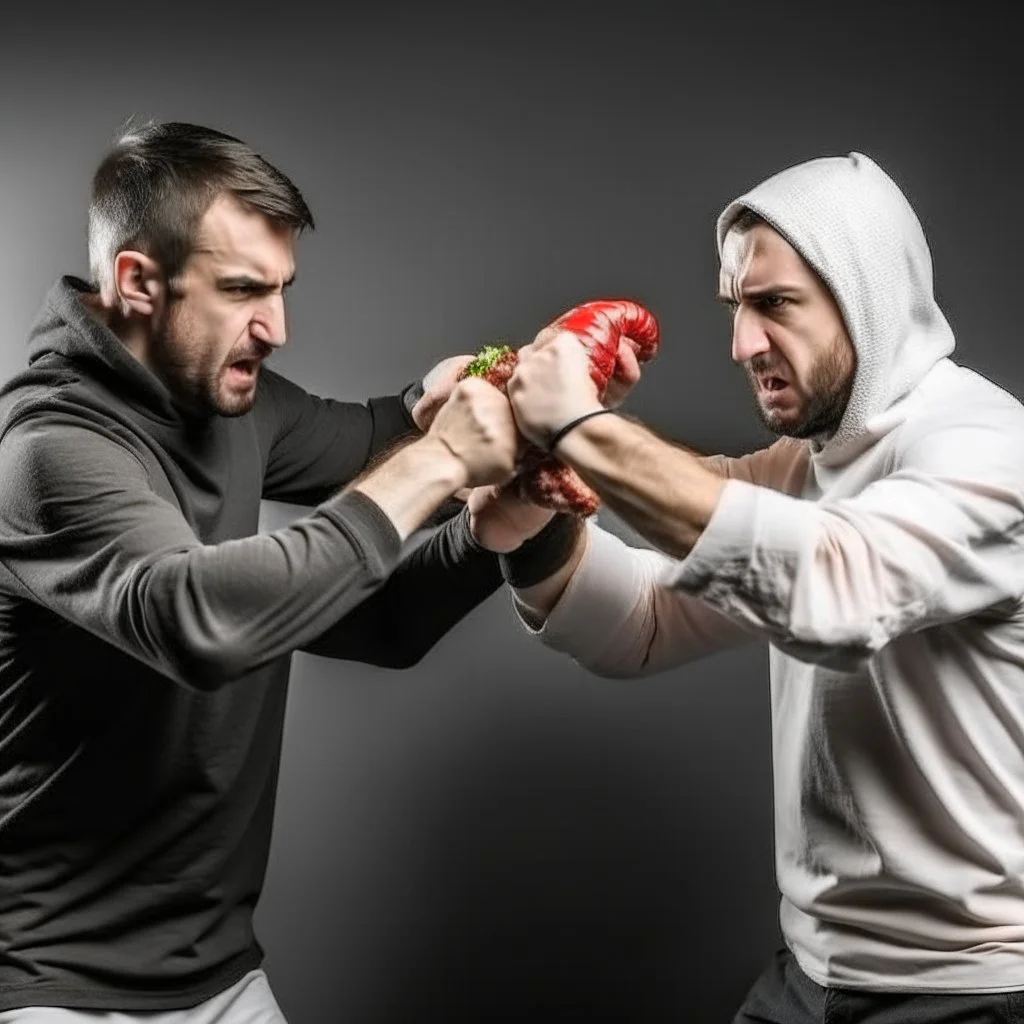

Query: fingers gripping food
<box><xmin>460</xmin><ymin>300</ymin><xmax>661</xmax><ymax>515</ymax></box>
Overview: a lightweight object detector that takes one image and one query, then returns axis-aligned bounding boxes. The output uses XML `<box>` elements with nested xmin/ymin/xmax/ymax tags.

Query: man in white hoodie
<box><xmin>474</xmin><ymin>153</ymin><xmax>1024</xmax><ymax>1021</ymax></box>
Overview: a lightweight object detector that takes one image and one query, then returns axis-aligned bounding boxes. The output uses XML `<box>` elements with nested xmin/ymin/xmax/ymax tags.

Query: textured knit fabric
<box><xmin>517</xmin><ymin>155</ymin><xmax>1024</xmax><ymax>992</ymax></box>
<box><xmin>716</xmin><ymin>152</ymin><xmax>955</xmax><ymax>456</ymax></box>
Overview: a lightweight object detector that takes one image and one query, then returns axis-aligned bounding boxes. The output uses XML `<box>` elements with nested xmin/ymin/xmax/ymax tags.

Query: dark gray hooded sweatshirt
<box><xmin>0</xmin><ymin>277</ymin><xmax>502</xmax><ymax>1010</ymax></box>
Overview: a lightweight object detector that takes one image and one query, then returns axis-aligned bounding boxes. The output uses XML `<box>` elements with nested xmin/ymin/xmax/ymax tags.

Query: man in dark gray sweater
<box><xmin>0</xmin><ymin>121</ymin><xmax>576</xmax><ymax>1022</ymax></box>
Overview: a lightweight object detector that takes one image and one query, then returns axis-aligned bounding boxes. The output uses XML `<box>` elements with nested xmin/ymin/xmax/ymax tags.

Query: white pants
<box><xmin>0</xmin><ymin>971</ymin><xmax>286</xmax><ymax>1023</ymax></box>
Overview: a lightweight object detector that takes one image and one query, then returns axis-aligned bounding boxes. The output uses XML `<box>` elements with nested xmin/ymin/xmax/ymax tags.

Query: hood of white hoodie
<box><xmin>716</xmin><ymin>152</ymin><xmax>955</xmax><ymax>460</ymax></box>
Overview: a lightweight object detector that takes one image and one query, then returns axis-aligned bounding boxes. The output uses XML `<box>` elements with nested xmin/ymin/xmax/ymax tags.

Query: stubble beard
<box><xmin>208</xmin><ymin>365</ymin><xmax>260</xmax><ymax>418</ymax></box>
<box><xmin>749</xmin><ymin>337</ymin><xmax>855</xmax><ymax>440</ymax></box>
<box><xmin>150</xmin><ymin>311</ymin><xmax>260</xmax><ymax>419</ymax></box>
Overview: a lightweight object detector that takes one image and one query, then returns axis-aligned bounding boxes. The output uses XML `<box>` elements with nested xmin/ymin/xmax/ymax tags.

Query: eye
<box><xmin>756</xmin><ymin>294</ymin><xmax>787</xmax><ymax>310</ymax></box>
<box><xmin>223</xmin><ymin>284</ymin><xmax>273</xmax><ymax>299</ymax></box>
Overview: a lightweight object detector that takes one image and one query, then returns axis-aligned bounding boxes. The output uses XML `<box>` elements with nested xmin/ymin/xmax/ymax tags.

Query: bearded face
<box><xmin>140</xmin><ymin>194</ymin><xmax>296</xmax><ymax>418</ymax></box>
<box><xmin>719</xmin><ymin>221</ymin><xmax>857</xmax><ymax>440</ymax></box>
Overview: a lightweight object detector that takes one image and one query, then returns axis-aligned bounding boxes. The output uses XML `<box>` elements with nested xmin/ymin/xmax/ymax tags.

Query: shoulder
<box><xmin>895</xmin><ymin>362</ymin><xmax>1024</xmax><ymax>477</ymax></box>
<box><xmin>0</xmin><ymin>408</ymin><xmax>150</xmax><ymax>493</ymax></box>
<box><xmin>0</xmin><ymin>411</ymin><xmax>155</xmax><ymax>539</ymax></box>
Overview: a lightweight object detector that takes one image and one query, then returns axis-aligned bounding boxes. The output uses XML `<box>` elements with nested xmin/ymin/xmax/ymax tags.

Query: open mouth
<box><xmin>760</xmin><ymin>375</ymin><xmax>789</xmax><ymax>392</ymax></box>
<box><xmin>226</xmin><ymin>359</ymin><xmax>260</xmax><ymax>386</ymax></box>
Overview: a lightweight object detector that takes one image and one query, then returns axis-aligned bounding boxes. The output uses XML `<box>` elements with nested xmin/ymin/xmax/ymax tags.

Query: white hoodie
<box><xmin>524</xmin><ymin>153</ymin><xmax>1024</xmax><ymax>992</ymax></box>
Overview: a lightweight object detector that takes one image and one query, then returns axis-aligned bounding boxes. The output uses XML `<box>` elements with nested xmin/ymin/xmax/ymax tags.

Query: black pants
<box><xmin>734</xmin><ymin>948</ymin><xmax>1024</xmax><ymax>1024</ymax></box>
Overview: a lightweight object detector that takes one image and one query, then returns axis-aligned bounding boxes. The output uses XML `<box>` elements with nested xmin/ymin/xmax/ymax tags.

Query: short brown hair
<box><xmin>88</xmin><ymin>119</ymin><xmax>314</xmax><ymax>293</ymax></box>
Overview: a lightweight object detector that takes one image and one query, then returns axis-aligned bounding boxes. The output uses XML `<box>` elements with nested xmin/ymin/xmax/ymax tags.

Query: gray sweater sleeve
<box><xmin>259</xmin><ymin>369</ymin><xmax>419</xmax><ymax>506</ymax></box>
<box><xmin>0</xmin><ymin>417</ymin><xmax>403</xmax><ymax>690</ymax></box>
<box><xmin>301</xmin><ymin>508</ymin><xmax>501</xmax><ymax>668</ymax></box>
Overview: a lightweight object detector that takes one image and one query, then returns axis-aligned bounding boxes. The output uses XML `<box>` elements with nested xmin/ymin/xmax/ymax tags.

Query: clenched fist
<box><xmin>507</xmin><ymin>332</ymin><xmax>601</xmax><ymax>449</ymax></box>
<box><xmin>427</xmin><ymin>377</ymin><xmax>518</xmax><ymax>489</ymax></box>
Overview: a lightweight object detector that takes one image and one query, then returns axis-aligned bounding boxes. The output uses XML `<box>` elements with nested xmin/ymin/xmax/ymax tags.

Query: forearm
<box><xmin>69</xmin><ymin>490</ymin><xmax>406</xmax><ymax>689</ymax></box>
<box><xmin>350</xmin><ymin>435</ymin><xmax>469</xmax><ymax>540</ymax></box>
<box><xmin>302</xmin><ymin>509</ymin><xmax>502</xmax><ymax>667</ymax></box>
<box><xmin>157</xmin><ymin>437</ymin><xmax>468</xmax><ymax>680</ymax></box>
<box><xmin>512</xmin><ymin>522</ymin><xmax>754</xmax><ymax>677</ymax></box>
<box><xmin>0</xmin><ymin>419</ymin><xmax>472</xmax><ymax>690</ymax></box>
<box><xmin>501</xmin><ymin>437</ymin><xmax>729</xmax><ymax>624</ymax></box>
<box><xmin>555</xmin><ymin>414</ymin><xmax>726</xmax><ymax>558</ymax></box>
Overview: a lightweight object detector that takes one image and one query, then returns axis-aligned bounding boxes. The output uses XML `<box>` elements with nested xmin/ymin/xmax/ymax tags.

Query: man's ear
<box><xmin>113</xmin><ymin>251</ymin><xmax>165</xmax><ymax>318</ymax></box>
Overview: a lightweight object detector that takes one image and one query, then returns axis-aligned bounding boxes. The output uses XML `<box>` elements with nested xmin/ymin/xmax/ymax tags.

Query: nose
<box><xmin>731</xmin><ymin>306</ymin><xmax>771</xmax><ymax>364</ymax></box>
<box><xmin>250</xmin><ymin>293</ymin><xmax>287</xmax><ymax>349</ymax></box>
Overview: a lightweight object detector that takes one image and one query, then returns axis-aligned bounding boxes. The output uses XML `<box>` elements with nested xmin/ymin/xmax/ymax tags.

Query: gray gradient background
<box><xmin>2</xmin><ymin>3</ymin><xmax>1022</xmax><ymax>1021</ymax></box>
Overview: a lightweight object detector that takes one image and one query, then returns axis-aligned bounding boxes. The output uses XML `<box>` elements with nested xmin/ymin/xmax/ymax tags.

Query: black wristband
<box><xmin>499</xmin><ymin>513</ymin><xmax>584</xmax><ymax>588</ymax></box>
<box><xmin>547</xmin><ymin>408</ymin><xmax>615</xmax><ymax>453</ymax></box>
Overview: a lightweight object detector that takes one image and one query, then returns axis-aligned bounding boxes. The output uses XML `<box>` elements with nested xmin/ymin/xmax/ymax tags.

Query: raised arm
<box><xmin>507</xmin><ymin>334</ymin><xmax>1024</xmax><ymax>672</ymax></box>
<box><xmin>258</xmin><ymin>368</ymin><xmax>420</xmax><ymax>506</ymax></box>
<box><xmin>488</xmin><ymin>427</ymin><xmax>806</xmax><ymax>626</ymax></box>
<box><xmin>258</xmin><ymin>355</ymin><xmax>471</xmax><ymax>507</ymax></box>
<box><xmin>0</xmin><ymin>378</ymin><xmax>515</xmax><ymax>690</ymax></box>
<box><xmin>300</xmin><ymin>507</ymin><xmax>502</xmax><ymax>668</ymax></box>
<box><xmin>468</xmin><ymin>447</ymin><xmax>782</xmax><ymax>679</ymax></box>
<box><xmin>498</xmin><ymin>516</ymin><xmax>755</xmax><ymax>678</ymax></box>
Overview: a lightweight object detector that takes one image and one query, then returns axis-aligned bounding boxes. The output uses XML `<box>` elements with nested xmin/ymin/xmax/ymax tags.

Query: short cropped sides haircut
<box><xmin>88</xmin><ymin>120</ymin><xmax>314</xmax><ymax>293</ymax></box>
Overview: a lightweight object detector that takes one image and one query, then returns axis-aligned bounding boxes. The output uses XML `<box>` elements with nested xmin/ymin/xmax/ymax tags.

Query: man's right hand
<box><xmin>467</xmin><ymin>484</ymin><xmax>555</xmax><ymax>553</ymax></box>
<box><xmin>352</xmin><ymin>379</ymin><xmax>517</xmax><ymax>541</ymax></box>
<box><xmin>426</xmin><ymin>377</ymin><xmax>518</xmax><ymax>489</ymax></box>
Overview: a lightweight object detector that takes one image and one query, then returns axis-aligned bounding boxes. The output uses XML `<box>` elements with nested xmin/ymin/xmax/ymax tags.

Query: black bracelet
<box><xmin>546</xmin><ymin>408</ymin><xmax>615</xmax><ymax>453</ymax></box>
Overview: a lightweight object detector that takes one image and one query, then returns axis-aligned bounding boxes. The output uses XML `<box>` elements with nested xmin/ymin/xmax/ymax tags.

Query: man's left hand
<box><xmin>467</xmin><ymin>484</ymin><xmax>554</xmax><ymax>553</ymax></box>
<box><xmin>411</xmin><ymin>354</ymin><xmax>474</xmax><ymax>431</ymax></box>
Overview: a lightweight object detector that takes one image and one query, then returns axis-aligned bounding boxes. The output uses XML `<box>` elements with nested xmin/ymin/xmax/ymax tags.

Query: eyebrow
<box><xmin>716</xmin><ymin>284</ymin><xmax>802</xmax><ymax>303</ymax></box>
<box><xmin>216</xmin><ymin>273</ymin><xmax>296</xmax><ymax>291</ymax></box>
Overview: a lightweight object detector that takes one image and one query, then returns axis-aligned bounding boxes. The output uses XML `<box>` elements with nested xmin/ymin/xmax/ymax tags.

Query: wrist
<box><xmin>547</xmin><ymin>406</ymin><xmax>614</xmax><ymax>453</ymax></box>
<box><xmin>499</xmin><ymin>513</ymin><xmax>584</xmax><ymax>587</ymax></box>
<box><xmin>349</xmin><ymin>434</ymin><xmax>473</xmax><ymax>542</ymax></box>
<box><xmin>414</xmin><ymin>434</ymin><xmax>471</xmax><ymax>493</ymax></box>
